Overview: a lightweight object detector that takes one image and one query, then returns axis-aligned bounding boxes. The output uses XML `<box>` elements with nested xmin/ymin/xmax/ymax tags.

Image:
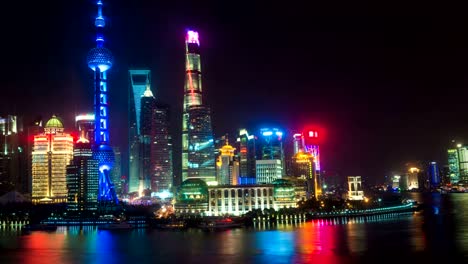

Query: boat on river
<box><xmin>156</xmin><ymin>220</ymin><xmax>187</xmax><ymax>230</ymax></box>
<box><xmin>199</xmin><ymin>217</ymin><xmax>243</xmax><ymax>231</ymax></box>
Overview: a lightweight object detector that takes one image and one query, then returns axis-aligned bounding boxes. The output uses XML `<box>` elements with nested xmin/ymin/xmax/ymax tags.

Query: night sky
<box><xmin>1</xmin><ymin>0</ymin><xmax>467</xmax><ymax>184</ymax></box>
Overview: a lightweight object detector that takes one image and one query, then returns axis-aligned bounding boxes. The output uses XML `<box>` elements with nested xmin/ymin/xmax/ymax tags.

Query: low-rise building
<box><xmin>175</xmin><ymin>179</ymin><xmax>297</xmax><ymax>216</ymax></box>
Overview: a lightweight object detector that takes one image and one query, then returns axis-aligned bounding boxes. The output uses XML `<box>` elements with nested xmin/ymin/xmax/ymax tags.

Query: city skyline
<box><xmin>0</xmin><ymin>2</ymin><xmax>467</xmax><ymax>263</ymax></box>
<box><xmin>1</xmin><ymin>0</ymin><xmax>467</xmax><ymax>183</ymax></box>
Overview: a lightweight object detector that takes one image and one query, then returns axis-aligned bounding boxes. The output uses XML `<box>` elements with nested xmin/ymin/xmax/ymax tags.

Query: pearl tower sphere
<box><xmin>87</xmin><ymin>47</ymin><xmax>113</xmax><ymax>72</ymax></box>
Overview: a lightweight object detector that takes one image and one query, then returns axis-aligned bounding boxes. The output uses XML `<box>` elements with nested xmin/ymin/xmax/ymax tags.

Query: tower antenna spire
<box><xmin>94</xmin><ymin>0</ymin><xmax>106</xmax><ymax>47</ymax></box>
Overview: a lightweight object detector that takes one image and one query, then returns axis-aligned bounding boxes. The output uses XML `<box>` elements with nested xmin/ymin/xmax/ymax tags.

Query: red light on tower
<box><xmin>303</xmin><ymin>125</ymin><xmax>324</xmax><ymax>145</ymax></box>
<box><xmin>308</xmin><ymin>131</ymin><xmax>318</xmax><ymax>138</ymax></box>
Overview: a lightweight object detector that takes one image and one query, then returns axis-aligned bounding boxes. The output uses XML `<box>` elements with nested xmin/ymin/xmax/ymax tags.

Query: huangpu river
<box><xmin>0</xmin><ymin>193</ymin><xmax>467</xmax><ymax>264</ymax></box>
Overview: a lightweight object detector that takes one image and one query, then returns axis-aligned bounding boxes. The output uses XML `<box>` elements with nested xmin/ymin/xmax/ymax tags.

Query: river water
<box><xmin>0</xmin><ymin>193</ymin><xmax>467</xmax><ymax>263</ymax></box>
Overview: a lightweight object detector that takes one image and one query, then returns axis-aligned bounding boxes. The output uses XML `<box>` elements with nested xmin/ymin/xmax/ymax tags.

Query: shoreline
<box><xmin>29</xmin><ymin>202</ymin><xmax>420</xmax><ymax>227</ymax></box>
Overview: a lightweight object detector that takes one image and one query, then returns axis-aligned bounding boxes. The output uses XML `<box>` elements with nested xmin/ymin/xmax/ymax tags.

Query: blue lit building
<box><xmin>428</xmin><ymin>161</ymin><xmax>441</xmax><ymax>187</ymax></box>
<box><xmin>258</xmin><ymin>128</ymin><xmax>284</xmax><ymax>161</ymax></box>
<box><xmin>86</xmin><ymin>0</ymin><xmax>117</xmax><ymax>204</ymax></box>
<box><xmin>254</xmin><ymin>128</ymin><xmax>285</xmax><ymax>183</ymax></box>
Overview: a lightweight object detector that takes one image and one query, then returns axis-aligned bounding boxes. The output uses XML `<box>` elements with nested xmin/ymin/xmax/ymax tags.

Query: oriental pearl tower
<box><xmin>87</xmin><ymin>0</ymin><xmax>118</xmax><ymax>204</ymax></box>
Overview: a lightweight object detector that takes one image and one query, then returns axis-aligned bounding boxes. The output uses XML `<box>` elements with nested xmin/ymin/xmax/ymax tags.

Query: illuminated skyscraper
<box><xmin>187</xmin><ymin>105</ymin><xmax>216</xmax><ymax>183</ymax></box>
<box><xmin>182</xmin><ymin>30</ymin><xmax>203</xmax><ymax>181</ymax></box>
<box><xmin>216</xmin><ymin>139</ymin><xmax>239</xmax><ymax>185</ymax></box>
<box><xmin>75</xmin><ymin>114</ymin><xmax>95</xmax><ymax>143</ymax></box>
<box><xmin>448</xmin><ymin>148</ymin><xmax>460</xmax><ymax>184</ymax></box>
<box><xmin>256</xmin><ymin>128</ymin><xmax>285</xmax><ymax>182</ymax></box>
<box><xmin>258</xmin><ymin>128</ymin><xmax>284</xmax><ymax>161</ymax></box>
<box><xmin>447</xmin><ymin>144</ymin><xmax>468</xmax><ymax>184</ymax></box>
<box><xmin>292</xmin><ymin>151</ymin><xmax>318</xmax><ymax>199</ymax></box>
<box><xmin>32</xmin><ymin>116</ymin><xmax>74</xmax><ymax>203</ymax></box>
<box><xmin>447</xmin><ymin>148</ymin><xmax>460</xmax><ymax>184</ymax></box>
<box><xmin>66</xmin><ymin>138</ymin><xmax>99</xmax><ymax>212</ymax></box>
<box><xmin>128</xmin><ymin>69</ymin><xmax>151</xmax><ymax>193</ymax></box>
<box><xmin>237</xmin><ymin>129</ymin><xmax>256</xmax><ymax>182</ymax></box>
<box><xmin>303</xmin><ymin>130</ymin><xmax>322</xmax><ymax>188</ymax></box>
<box><xmin>86</xmin><ymin>0</ymin><xmax>117</xmax><ymax>204</ymax></box>
<box><xmin>182</xmin><ymin>30</ymin><xmax>216</xmax><ymax>184</ymax></box>
<box><xmin>151</xmin><ymin>103</ymin><xmax>173</xmax><ymax>192</ymax></box>
<box><xmin>139</xmin><ymin>85</ymin><xmax>156</xmax><ymax>193</ymax></box>
<box><xmin>456</xmin><ymin>146</ymin><xmax>468</xmax><ymax>184</ymax></box>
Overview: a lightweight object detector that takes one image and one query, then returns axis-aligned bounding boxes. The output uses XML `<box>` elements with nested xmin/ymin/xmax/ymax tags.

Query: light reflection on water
<box><xmin>0</xmin><ymin>193</ymin><xmax>467</xmax><ymax>264</ymax></box>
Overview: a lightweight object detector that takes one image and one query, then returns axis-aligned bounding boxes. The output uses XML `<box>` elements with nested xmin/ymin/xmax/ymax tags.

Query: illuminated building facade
<box><xmin>445</xmin><ymin>144</ymin><xmax>468</xmax><ymax>185</ymax></box>
<box><xmin>255</xmin><ymin>128</ymin><xmax>284</xmax><ymax>184</ymax></box>
<box><xmin>182</xmin><ymin>30</ymin><xmax>215</xmax><ymax>183</ymax></box>
<box><xmin>87</xmin><ymin>0</ymin><xmax>118</xmax><ymax>204</ymax></box>
<box><xmin>75</xmin><ymin>114</ymin><xmax>95</xmax><ymax>143</ymax></box>
<box><xmin>128</xmin><ymin>69</ymin><xmax>151</xmax><ymax>193</ymax></box>
<box><xmin>174</xmin><ymin>179</ymin><xmax>209</xmax><ymax>214</ymax></box>
<box><xmin>237</xmin><ymin>129</ymin><xmax>256</xmax><ymax>181</ymax></box>
<box><xmin>66</xmin><ymin>139</ymin><xmax>99</xmax><ymax>212</ymax></box>
<box><xmin>175</xmin><ymin>179</ymin><xmax>296</xmax><ymax>216</ymax></box>
<box><xmin>151</xmin><ymin>103</ymin><xmax>173</xmax><ymax>193</ymax></box>
<box><xmin>216</xmin><ymin>140</ymin><xmax>239</xmax><ymax>185</ymax></box>
<box><xmin>447</xmin><ymin>149</ymin><xmax>460</xmax><ymax>184</ymax></box>
<box><xmin>454</xmin><ymin>145</ymin><xmax>468</xmax><ymax>184</ymax></box>
<box><xmin>448</xmin><ymin>148</ymin><xmax>460</xmax><ymax>184</ymax></box>
<box><xmin>187</xmin><ymin>105</ymin><xmax>216</xmax><ymax>184</ymax></box>
<box><xmin>406</xmin><ymin>167</ymin><xmax>420</xmax><ymax>190</ymax></box>
<box><xmin>256</xmin><ymin>159</ymin><xmax>283</xmax><ymax>184</ymax></box>
<box><xmin>291</xmin><ymin>151</ymin><xmax>319</xmax><ymax>199</ymax></box>
<box><xmin>258</xmin><ymin>128</ymin><xmax>284</xmax><ymax>161</ymax></box>
<box><xmin>32</xmin><ymin>116</ymin><xmax>74</xmax><ymax>203</ymax></box>
<box><xmin>347</xmin><ymin>176</ymin><xmax>364</xmax><ymax>200</ymax></box>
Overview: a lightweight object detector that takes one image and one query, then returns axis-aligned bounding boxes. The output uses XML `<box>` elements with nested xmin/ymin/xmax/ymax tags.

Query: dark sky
<box><xmin>1</xmin><ymin>0</ymin><xmax>467</xmax><ymax>184</ymax></box>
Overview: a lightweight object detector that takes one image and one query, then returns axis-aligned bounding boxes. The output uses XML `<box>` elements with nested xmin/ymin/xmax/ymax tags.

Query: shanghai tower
<box><xmin>182</xmin><ymin>30</ymin><xmax>216</xmax><ymax>184</ymax></box>
<box><xmin>86</xmin><ymin>0</ymin><xmax>118</xmax><ymax>204</ymax></box>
